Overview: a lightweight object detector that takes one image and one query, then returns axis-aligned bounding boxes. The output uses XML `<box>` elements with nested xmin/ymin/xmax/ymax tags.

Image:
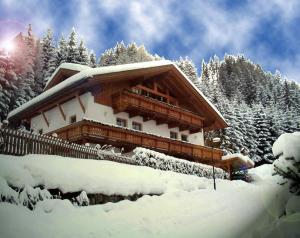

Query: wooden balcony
<box><xmin>52</xmin><ymin>119</ymin><xmax>224</xmax><ymax>166</ymax></box>
<box><xmin>112</xmin><ymin>90</ymin><xmax>204</xmax><ymax>133</ymax></box>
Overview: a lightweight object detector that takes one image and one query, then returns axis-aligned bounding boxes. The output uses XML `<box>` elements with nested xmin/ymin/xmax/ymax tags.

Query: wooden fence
<box><xmin>0</xmin><ymin>128</ymin><xmax>137</xmax><ymax>165</ymax></box>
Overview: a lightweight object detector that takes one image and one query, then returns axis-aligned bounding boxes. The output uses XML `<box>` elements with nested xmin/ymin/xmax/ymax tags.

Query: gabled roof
<box><xmin>44</xmin><ymin>63</ymin><xmax>91</xmax><ymax>90</ymax></box>
<box><xmin>8</xmin><ymin>60</ymin><xmax>228</xmax><ymax>130</ymax></box>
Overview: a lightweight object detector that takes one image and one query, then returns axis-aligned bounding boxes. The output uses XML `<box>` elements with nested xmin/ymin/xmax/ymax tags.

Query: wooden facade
<box><xmin>51</xmin><ymin>119</ymin><xmax>224</xmax><ymax>166</ymax></box>
<box><xmin>112</xmin><ymin>90</ymin><xmax>204</xmax><ymax>133</ymax></box>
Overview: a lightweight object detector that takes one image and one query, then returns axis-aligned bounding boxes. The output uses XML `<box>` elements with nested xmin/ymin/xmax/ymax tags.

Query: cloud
<box><xmin>0</xmin><ymin>0</ymin><xmax>299</xmax><ymax>82</ymax></box>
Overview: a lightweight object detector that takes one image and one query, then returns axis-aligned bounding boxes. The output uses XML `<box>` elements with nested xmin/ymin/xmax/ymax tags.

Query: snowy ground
<box><xmin>0</xmin><ymin>154</ymin><xmax>298</xmax><ymax>238</ymax></box>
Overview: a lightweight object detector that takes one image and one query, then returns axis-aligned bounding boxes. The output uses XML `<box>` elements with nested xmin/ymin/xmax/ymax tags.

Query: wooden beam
<box><xmin>41</xmin><ymin>111</ymin><xmax>49</xmax><ymax>127</ymax></box>
<box><xmin>76</xmin><ymin>94</ymin><xmax>86</xmax><ymax>113</ymax></box>
<box><xmin>57</xmin><ymin>104</ymin><xmax>66</xmax><ymax>121</ymax></box>
<box><xmin>129</xmin><ymin>111</ymin><xmax>141</xmax><ymax>118</ymax></box>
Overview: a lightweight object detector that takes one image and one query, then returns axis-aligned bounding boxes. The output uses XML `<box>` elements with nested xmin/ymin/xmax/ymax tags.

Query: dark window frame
<box><xmin>181</xmin><ymin>134</ymin><xmax>188</xmax><ymax>142</ymax></box>
<box><xmin>70</xmin><ymin>115</ymin><xmax>77</xmax><ymax>124</ymax></box>
<box><xmin>170</xmin><ymin>131</ymin><xmax>178</xmax><ymax>139</ymax></box>
<box><xmin>116</xmin><ymin>118</ymin><xmax>127</xmax><ymax>127</ymax></box>
<box><xmin>132</xmin><ymin>121</ymin><xmax>142</xmax><ymax>131</ymax></box>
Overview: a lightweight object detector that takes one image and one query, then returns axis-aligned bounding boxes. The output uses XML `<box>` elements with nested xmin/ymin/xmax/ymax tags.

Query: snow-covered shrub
<box><xmin>273</xmin><ymin>132</ymin><xmax>300</xmax><ymax>195</ymax></box>
<box><xmin>132</xmin><ymin>148</ymin><xmax>228</xmax><ymax>179</ymax></box>
<box><xmin>19</xmin><ymin>185</ymin><xmax>52</xmax><ymax>210</ymax></box>
<box><xmin>0</xmin><ymin>177</ymin><xmax>18</xmax><ymax>204</ymax></box>
<box><xmin>75</xmin><ymin>191</ymin><xmax>89</xmax><ymax>206</ymax></box>
<box><xmin>0</xmin><ymin>179</ymin><xmax>53</xmax><ymax>210</ymax></box>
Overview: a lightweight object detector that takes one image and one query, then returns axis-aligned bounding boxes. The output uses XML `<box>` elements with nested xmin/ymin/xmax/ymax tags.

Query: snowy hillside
<box><xmin>0</xmin><ymin>153</ymin><xmax>299</xmax><ymax>238</ymax></box>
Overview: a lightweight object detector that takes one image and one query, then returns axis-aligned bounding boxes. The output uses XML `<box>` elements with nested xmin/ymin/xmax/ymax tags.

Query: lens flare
<box><xmin>1</xmin><ymin>40</ymin><xmax>14</xmax><ymax>53</ymax></box>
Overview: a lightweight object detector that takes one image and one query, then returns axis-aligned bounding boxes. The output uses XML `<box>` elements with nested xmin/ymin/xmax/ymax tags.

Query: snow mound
<box><xmin>285</xmin><ymin>196</ymin><xmax>300</xmax><ymax>216</ymax></box>
<box><xmin>248</xmin><ymin>164</ymin><xmax>275</xmax><ymax>182</ymax></box>
<box><xmin>0</xmin><ymin>154</ymin><xmax>208</xmax><ymax>197</ymax></box>
<box><xmin>35</xmin><ymin>199</ymin><xmax>74</xmax><ymax>213</ymax></box>
<box><xmin>272</xmin><ymin>131</ymin><xmax>300</xmax><ymax>161</ymax></box>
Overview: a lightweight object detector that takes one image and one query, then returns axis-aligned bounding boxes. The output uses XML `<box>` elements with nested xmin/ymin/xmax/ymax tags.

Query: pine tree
<box><xmin>175</xmin><ymin>57</ymin><xmax>199</xmax><ymax>87</ymax></box>
<box><xmin>99</xmin><ymin>42</ymin><xmax>156</xmax><ymax>66</ymax></box>
<box><xmin>33</xmin><ymin>40</ymin><xmax>44</xmax><ymax>94</ymax></box>
<box><xmin>89</xmin><ymin>51</ymin><xmax>97</xmax><ymax>68</ymax></box>
<box><xmin>67</xmin><ymin>28</ymin><xmax>80</xmax><ymax>63</ymax></box>
<box><xmin>0</xmin><ymin>54</ymin><xmax>17</xmax><ymax>120</ymax></box>
<box><xmin>252</xmin><ymin>104</ymin><xmax>273</xmax><ymax>164</ymax></box>
<box><xmin>14</xmin><ymin>24</ymin><xmax>37</xmax><ymax>108</ymax></box>
<box><xmin>56</xmin><ymin>35</ymin><xmax>68</xmax><ymax>66</ymax></box>
<box><xmin>99</xmin><ymin>48</ymin><xmax>117</xmax><ymax>66</ymax></box>
<box><xmin>77</xmin><ymin>39</ymin><xmax>90</xmax><ymax>65</ymax></box>
<box><xmin>220</xmin><ymin>100</ymin><xmax>245</xmax><ymax>154</ymax></box>
<box><xmin>39</xmin><ymin>29</ymin><xmax>56</xmax><ymax>88</ymax></box>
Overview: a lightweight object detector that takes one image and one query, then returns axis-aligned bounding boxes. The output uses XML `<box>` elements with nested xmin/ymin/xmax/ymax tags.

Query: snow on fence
<box><xmin>0</xmin><ymin>128</ymin><xmax>136</xmax><ymax>165</ymax></box>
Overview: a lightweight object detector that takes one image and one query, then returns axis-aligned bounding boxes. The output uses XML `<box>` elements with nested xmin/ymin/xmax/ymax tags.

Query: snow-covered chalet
<box><xmin>8</xmin><ymin>60</ymin><xmax>235</xmax><ymax>169</ymax></box>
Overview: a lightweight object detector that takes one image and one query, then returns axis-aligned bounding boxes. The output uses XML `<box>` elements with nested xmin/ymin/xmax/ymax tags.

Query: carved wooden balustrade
<box><xmin>112</xmin><ymin>90</ymin><xmax>204</xmax><ymax>133</ymax></box>
<box><xmin>53</xmin><ymin>120</ymin><xmax>224</xmax><ymax>165</ymax></box>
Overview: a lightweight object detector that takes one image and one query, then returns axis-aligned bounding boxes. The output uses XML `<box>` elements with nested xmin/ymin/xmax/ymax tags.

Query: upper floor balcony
<box><xmin>112</xmin><ymin>89</ymin><xmax>204</xmax><ymax>133</ymax></box>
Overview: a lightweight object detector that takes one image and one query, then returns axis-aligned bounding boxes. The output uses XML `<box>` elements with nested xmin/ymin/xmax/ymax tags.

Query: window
<box><xmin>132</xmin><ymin>88</ymin><xmax>141</xmax><ymax>95</ymax></box>
<box><xmin>170</xmin><ymin>131</ymin><xmax>178</xmax><ymax>139</ymax></box>
<box><xmin>116</xmin><ymin>118</ymin><xmax>127</xmax><ymax>127</ymax></box>
<box><xmin>70</xmin><ymin>115</ymin><xmax>76</xmax><ymax>124</ymax></box>
<box><xmin>132</xmin><ymin>122</ymin><xmax>142</xmax><ymax>131</ymax></box>
<box><xmin>181</xmin><ymin>134</ymin><xmax>188</xmax><ymax>142</ymax></box>
<box><xmin>38</xmin><ymin>129</ymin><xmax>43</xmax><ymax>135</ymax></box>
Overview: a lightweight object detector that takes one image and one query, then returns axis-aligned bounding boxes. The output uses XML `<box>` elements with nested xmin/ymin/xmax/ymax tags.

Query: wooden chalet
<box><xmin>8</xmin><ymin>60</ymin><xmax>251</xmax><ymax>172</ymax></box>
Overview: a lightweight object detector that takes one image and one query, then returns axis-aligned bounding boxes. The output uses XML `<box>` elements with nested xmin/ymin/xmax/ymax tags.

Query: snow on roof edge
<box><xmin>44</xmin><ymin>63</ymin><xmax>91</xmax><ymax>89</ymax></box>
<box><xmin>8</xmin><ymin>61</ymin><xmax>173</xmax><ymax>119</ymax></box>
<box><xmin>8</xmin><ymin>60</ymin><xmax>226</xmax><ymax>125</ymax></box>
<box><xmin>8</xmin><ymin>72</ymin><xmax>90</xmax><ymax>119</ymax></box>
<box><xmin>222</xmin><ymin>153</ymin><xmax>255</xmax><ymax>168</ymax></box>
<box><xmin>171</xmin><ymin>63</ymin><xmax>227</xmax><ymax>125</ymax></box>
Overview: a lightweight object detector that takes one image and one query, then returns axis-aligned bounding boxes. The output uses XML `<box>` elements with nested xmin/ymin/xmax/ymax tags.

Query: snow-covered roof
<box><xmin>8</xmin><ymin>60</ymin><xmax>227</xmax><ymax>128</ymax></box>
<box><xmin>44</xmin><ymin>63</ymin><xmax>91</xmax><ymax>88</ymax></box>
<box><xmin>222</xmin><ymin>153</ymin><xmax>255</xmax><ymax>170</ymax></box>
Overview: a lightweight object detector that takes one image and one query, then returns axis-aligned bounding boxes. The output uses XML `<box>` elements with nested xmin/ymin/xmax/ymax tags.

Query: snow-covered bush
<box><xmin>0</xmin><ymin>177</ymin><xmax>18</xmax><ymax>204</ymax></box>
<box><xmin>273</xmin><ymin>132</ymin><xmax>300</xmax><ymax>195</ymax></box>
<box><xmin>19</xmin><ymin>185</ymin><xmax>52</xmax><ymax>210</ymax></box>
<box><xmin>75</xmin><ymin>191</ymin><xmax>89</xmax><ymax>206</ymax></box>
<box><xmin>132</xmin><ymin>147</ymin><xmax>228</xmax><ymax>179</ymax></box>
<box><xmin>0</xmin><ymin>177</ymin><xmax>52</xmax><ymax>210</ymax></box>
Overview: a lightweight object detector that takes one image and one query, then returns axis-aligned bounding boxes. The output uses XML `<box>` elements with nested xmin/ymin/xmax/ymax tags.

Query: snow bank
<box><xmin>222</xmin><ymin>153</ymin><xmax>255</xmax><ymax>168</ymax></box>
<box><xmin>133</xmin><ymin>147</ymin><xmax>228</xmax><ymax>179</ymax></box>
<box><xmin>0</xmin><ymin>158</ymin><xmax>289</xmax><ymax>238</ymax></box>
<box><xmin>0</xmin><ymin>154</ymin><xmax>207</xmax><ymax>197</ymax></box>
<box><xmin>248</xmin><ymin>164</ymin><xmax>276</xmax><ymax>182</ymax></box>
<box><xmin>272</xmin><ymin>131</ymin><xmax>300</xmax><ymax>161</ymax></box>
<box><xmin>285</xmin><ymin>195</ymin><xmax>300</xmax><ymax>216</ymax></box>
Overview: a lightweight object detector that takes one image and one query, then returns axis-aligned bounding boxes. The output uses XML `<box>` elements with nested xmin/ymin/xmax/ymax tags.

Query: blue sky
<box><xmin>0</xmin><ymin>0</ymin><xmax>300</xmax><ymax>83</ymax></box>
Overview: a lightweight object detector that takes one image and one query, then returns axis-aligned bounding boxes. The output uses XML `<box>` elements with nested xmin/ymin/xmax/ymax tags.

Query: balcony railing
<box><xmin>52</xmin><ymin>120</ymin><xmax>224</xmax><ymax>165</ymax></box>
<box><xmin>112</xmin><ymin>90</ymin><xmax>204</xmax><ymax>133</ymax></box>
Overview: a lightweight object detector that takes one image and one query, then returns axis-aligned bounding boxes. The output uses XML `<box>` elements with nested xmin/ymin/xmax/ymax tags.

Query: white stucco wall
<box><xmin>31</xmin><ymin>92</ymin><xmax>204</xmax><ymax>145</ymax></box>
<box><xmin>31</xmin><ymin>92</ymin><xmax>91</xmax><ymax>133</ymax></box>
<box><xmin>85</xmin><ymin>98</ymin><xmax>204</xmax><ymax>146</ymax></box>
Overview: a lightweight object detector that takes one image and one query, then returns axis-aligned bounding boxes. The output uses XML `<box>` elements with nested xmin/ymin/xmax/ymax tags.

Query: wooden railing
<box><xmin>112</xmin><ymin>91</ymin><xmax>204</xmax><ymax>133</ymax></box>
<box><xmin>0</xmin><ymin>128</ymin><xmax>136</xmax><ymax>165</ymax></box>
<box><xmin>53</xmin><ymin>120</ymin><xmax>224</xmax><ymax>163</ymax></box>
